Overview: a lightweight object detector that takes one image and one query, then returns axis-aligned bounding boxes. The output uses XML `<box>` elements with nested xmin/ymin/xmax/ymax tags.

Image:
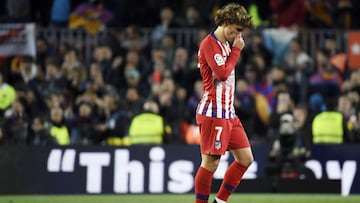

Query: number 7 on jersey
<box><xmin>214</xmin><ymin>126</ymin><xmax>223</xmax><ymax>150</ymax></box>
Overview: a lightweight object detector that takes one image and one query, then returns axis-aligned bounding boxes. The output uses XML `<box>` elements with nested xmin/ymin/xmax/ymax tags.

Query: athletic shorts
<box><xmin>196</xmin><ymin>114</ymin><xmax>250</xmax><ymax>155</ymax></box>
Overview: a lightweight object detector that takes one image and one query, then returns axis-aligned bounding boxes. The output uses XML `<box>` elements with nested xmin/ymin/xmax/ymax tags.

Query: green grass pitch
<box><xmin>1</xmin><ymin>194</ymin><xmax>360</xmax><ymax>203</ymax></box>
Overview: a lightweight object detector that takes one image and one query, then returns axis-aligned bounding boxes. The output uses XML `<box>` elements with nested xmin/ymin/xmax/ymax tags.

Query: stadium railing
<box><xmin>36</xmin><ymin>27</ymin><xmax>349</xmax><ymax>65</ymax></box>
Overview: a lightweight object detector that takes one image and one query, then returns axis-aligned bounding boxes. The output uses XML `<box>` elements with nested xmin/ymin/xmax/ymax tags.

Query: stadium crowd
<box><xmin>0</xmin><ymin>0</ymin><xmax>360</xmax><ymax>152</ymax></box>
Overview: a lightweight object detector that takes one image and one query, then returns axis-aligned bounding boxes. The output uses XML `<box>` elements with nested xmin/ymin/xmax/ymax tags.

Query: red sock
<box><xmin>217</xmin><ymin>161</ymin><xmax>248</xmax><ymax>202</ymax></box>
<box><xmin>195</xmin><ymin>167</ymin><xmax>214</xmax><ymax>203</ymax></box>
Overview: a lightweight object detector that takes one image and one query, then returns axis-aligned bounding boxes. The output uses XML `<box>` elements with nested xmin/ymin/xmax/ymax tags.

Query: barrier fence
<box><xmin>36</xmin><ymin>27</ymin><xmax>349</xmax><ymax>65</ymax></box>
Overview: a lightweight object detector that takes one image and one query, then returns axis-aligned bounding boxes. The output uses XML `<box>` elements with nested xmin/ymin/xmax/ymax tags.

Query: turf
<box><xmin>0</xmin><ymin>194</ymin><xmax>360</xmax><ymax>203</ymax></box>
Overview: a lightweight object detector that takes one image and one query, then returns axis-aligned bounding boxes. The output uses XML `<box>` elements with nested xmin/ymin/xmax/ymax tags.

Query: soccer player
<box><xmin>194</xmin><ymin>3</ymin><xmax>255</xmax><ymax>203</ymax></box>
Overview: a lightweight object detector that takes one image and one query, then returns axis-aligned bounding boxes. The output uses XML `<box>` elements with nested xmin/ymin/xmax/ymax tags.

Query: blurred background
<box><xmin>0</xmin><ymin>0</ymin><xmax>360</xmax><ymax>197</ymax></box>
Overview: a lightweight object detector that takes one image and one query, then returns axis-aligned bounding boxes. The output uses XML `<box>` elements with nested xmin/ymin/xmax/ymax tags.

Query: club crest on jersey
<box><xmin>215</xmin><ymin>141</ymin><xmax>221</xmax><ymax>150</ymax></box>
<box><xmin>214</xmin><ymin>53</ymin><xmax>225</xmax><ymax>66</ymax></box>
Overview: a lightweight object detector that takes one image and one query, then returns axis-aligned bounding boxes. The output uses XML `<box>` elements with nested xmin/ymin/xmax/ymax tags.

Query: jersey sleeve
<box><xmin>201</xmin><ymin>39</ymin><xmax>241</xmax><ymax>81</ymax></box>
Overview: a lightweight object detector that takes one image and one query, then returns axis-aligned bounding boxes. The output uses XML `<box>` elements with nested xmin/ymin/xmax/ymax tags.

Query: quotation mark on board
<box><xmin>47</xmin><ymin>149</ymin><xmax>76</xmax><ymax>172</ymax></box>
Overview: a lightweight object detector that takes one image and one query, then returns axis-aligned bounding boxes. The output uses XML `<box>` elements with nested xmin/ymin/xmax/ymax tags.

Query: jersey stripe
<box><xmin>198</xmin><ymin>91</ymin><xmax>209</xmax><ymax>114</ymax></box>
<box><xmin>207</xmin><ymin>102</ymin><xmax>213</xmax><ymax>117</ymax></box>
<box><xmin>217</xmin><ymin>41</ymin><xmax>228</xmax><ymax>119</ymax></box>
<box><xmin>197</xmin><ymin>34</ymin><xmax>236</xmax><ymax>119</ymax></box>
<box><xmin>228</xmin><ymin>82</ymin><xmax>234</xmax><ymax>118</ymax></box>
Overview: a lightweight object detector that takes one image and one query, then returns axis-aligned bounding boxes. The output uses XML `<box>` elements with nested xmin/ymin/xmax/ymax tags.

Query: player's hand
<box><xmin>232</xmin><ymin>33</ymin><xmax>245</xmax><ymax>50</ymax></box>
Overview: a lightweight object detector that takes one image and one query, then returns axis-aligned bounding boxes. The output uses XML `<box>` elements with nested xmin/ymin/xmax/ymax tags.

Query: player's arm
<box><xmin>201</xmin><ymin>39</ymin><xmax>241</xmax><ymax>81</ymax></box>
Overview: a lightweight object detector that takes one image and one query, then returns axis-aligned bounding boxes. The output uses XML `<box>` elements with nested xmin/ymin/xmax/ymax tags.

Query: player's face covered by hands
<box><xmin>224</xmin><ymin>24</ymin><xmax>243</xmax><ymax>42</ymax></box>
<box><xmin>224</xmin><ymin>24</ymin><xmax>245</xmax><ymax>50</ymax></box>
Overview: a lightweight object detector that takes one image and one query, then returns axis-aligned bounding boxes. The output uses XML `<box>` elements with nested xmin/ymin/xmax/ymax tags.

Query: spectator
<box><xmin>267</xmin><ymin>89</ymin><xmax>295</xmax><ymax>142</ymax></box>
<box><xmin>265</xmin><ymin>90</ymin><xmax>316</xmax><ymax>179</ymax></box>
<box><xmin>323</xmin><ymin>36</ymin><xmax>341</xmax><ymax>56</ymax></box>
<box><xmin>0</xmin><ymin>72</ymin><xmax>16</xmax><ymax>124</ymax></box>
<box><xmin>151</xmin><ymin>7</ymin><xmax>179</xmax><ymax>48</ymax></box>
<box><xmin>124</xmin><ymin>68</ymin><xmax>150</xmax><ymax>98</ymax></box>
<box><xmin>88</xmin><ymin>61</ymin><xmax>116</xmax><ymax>97</ymax></box>
<box><xmin>308</xmin><ymin>49</ymin><xmax>342</xmax><ymax>105</ymax></box>
<box><xmin>56</xmin><ymin>42</ymin><xmax>72</xmax><ymax>64</ymax></box>
<box><xmin>157</xmin><ymin>77</ymin><xmax>179</xmax><ymax>142</ymax></box>
<box><xmin>150</xmin><ymin>56</ymin><xmax>167</xmax><ymax>85</ymax></box>
<box><xmin>283</xmin><ymin>38</ymin><xmax>313</xmax><ymax>103</ymax></box>
<box><xmin>95</xmin><ymin>93</ymin><xmax>131</xmax><ymax>146</ymax></box>
<box><xmin>172</xmin><ymin>47</ymin><xmax>189</xmax><ymax>88</ymax></box>
<box><xmin>49</xmin><ymin>106</ymin><xmax>71</xmax><ymax>145</ymax></box>
<box><xmin>267</xmin><ymin>65</ymin><xmax>288</xmax><ymax>94</ymax></box>
<box><xmin>180</xmin><ymin>80</ymin><xmax>203</xmax><ymax>144</ymax></box>
<box><xmin>342</xmin><ymin>70</ymin><xmax>360</xmax><ymax>95</ymax></box>
<box><xmin>292</xmin><ymin>104</ymin><xmax>312</xmax><ymax>159</ymax></box>
<box><xmin>129</xmin><ymin>100</ymin><xmax>169</xmax><ymax>145</ymax></box>
<box><xmin>240</xmin><ymin>32</ymin><xmax>273</xmax><ymax>69</ymax></box>
<box><xmin>8</xmin><ymin>56</ymin><xmax>36</xmax><ymax>90</ymax></box>
<box><xmin>21</xmin><ymin>89</ymin><xmax>46</xmax><ymax>120</ymax></box>
<box><xmin>264</xmin><ymin>107</ymin><xmax>315</xmax><ymax>179</ymax></box>
<box><xmin>91</xmin><ymin>46</ymin><xmax>119</xmax><ymax>88</ymax></box>
<box><xmin>75</xmin><ymin>77</ymin><xmax>104</xmax><ymax>112</ymax></box>
<box><xmin>31</xmin><ymin>117</ymin><xmax>56</xmax><ymax>146</ymax></box>
<box><xmin>338</xmin><ymin>93</ymin><xmax>356</xmax><ymax>123</ymax></box>
<box><xmin>61</xmin><ymin>48</ymin><xmax>81</xmax><ymax>74</ymax></box>
<box><xmin>66</xmin><ymin>66</ymin><xmax>87</xmax><ymax>99</ymax></box>
<box><xmin>179</xmin><ymin>6</ymin><xmax>205</xmax><ymax>28</ymax></box>
<box><xmin>20</xmin><ymin>58</ymin><xmax>37</xmax><ymax>87</ymax></box>
<box><xmin>120</xmin><ymin>87</ymin><xmax>145</xmax><ymax>119</ymax></box>
<box><xmin>186</xmin><ymin>80</ymin><xmax>203</xmax><ymax>124</ymax></box>
<box><xmin>27</xmin><ymin>63</ymin><xmax>48</xmax><ymax>106</ymax></box>
<box><xmin>184</xmin><ymin>51</ymin><xmax>202</xmax><ymax>95</ymax></box>
<box><xmin>245</xmin><ymin>62</ymin><xmax>274</xmax><ymax>108</ymax></box>
<box><xmin>3</xmin><ymin>99</ymin><xmax>30</xmax><ymax>145</ymax></box>
<box><xmin>36</xmin><ymin>37</ymin><xmax>55</xmax><ymax>71</ymax></box>
<box><xmin>234</xmin><ymin>79</ymin><xmax>257</xmax><ymax>141</ymax></box>
<box><xmin>161</xmin><ymin>34</ymin><xmax>177</xmax><ymax>71</ymax></box>
<box><xmin>171</xmin><ymin>86</ymin><xmax>191</xmax><ymax>144</ymax></box>
<box><xmin>120</xmin><ymin>25</ymin><xmax>149</xmax><ymax>52</ymax></box>
<box><xmin>244</xmin><ymin>63</ymin><xmax>274</xmax><ymax>133</ymax></box>
<box><xmin>312</xmin><ymin>99</ymin><xmax>352</xmax><ymax>144</ymax></box>
<box><xmin>44</xmin><ymin>58</ymin><xmax>68</xmax><ymax>96</ymax></box>
<box><xmin>122</xmin><ymin>50</ymin><xmax>151</xmax><ymax>91</ymax></box>
<box><xmin>70</xmin><ymin>102</ymin><xmax>98</xmax><ymax>145</ymax></box>
<box><xmin>337</xmin><ymin>93</ymin><xmax>358</xmax><ymax>141</ymax></box>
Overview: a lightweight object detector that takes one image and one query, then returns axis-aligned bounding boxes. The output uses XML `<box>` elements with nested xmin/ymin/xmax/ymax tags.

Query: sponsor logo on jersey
<box><xmin>214</xmin><ymin>53</ymin><xmax>225</xmax><ymax>66</ymax></box>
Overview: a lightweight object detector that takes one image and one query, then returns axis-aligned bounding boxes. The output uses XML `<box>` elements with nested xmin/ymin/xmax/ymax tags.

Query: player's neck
<box><xmin>214</xmin><ymin>26</ymin><xmax>226</xmax><ymax>44</ymax></box>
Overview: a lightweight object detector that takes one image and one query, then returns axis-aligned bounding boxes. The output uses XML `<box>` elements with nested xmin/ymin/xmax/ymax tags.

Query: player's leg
<box><xmin>214</xmin><ymin>117</ymin><xmax>253</xmax><ymax>203</ymax></box>
<box><xmin>195</xmin><ymin>154</ymin><xmax>221</xmax><ymax>203</ymax></box>
<box><xmin>214</xmin><ymin>148</ymin><xmax>253</xmax><ymax>203</ymax></box>
<box><xmin>195</xmin><ymin>114</ymin><xmax>230</xmax><ymax>203</ymax></box>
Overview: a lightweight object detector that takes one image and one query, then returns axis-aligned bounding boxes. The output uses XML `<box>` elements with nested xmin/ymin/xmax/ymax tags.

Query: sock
<box><xmin>195</xmin><ymin>167</ymin><xmax>214</xmax><ymax>203</ymax></box>
<box><xmin>215</xmin><ymin>197</ymin><xmax>226</xmax><ymax>203</ymax></box>
<box><xmin>216</xmin><ymin>161</ymin><xmax>248</xmax><ymax>202</ymax></box>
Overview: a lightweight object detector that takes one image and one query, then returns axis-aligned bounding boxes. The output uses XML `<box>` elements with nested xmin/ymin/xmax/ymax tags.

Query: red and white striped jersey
<box><xmin>196</xmin><ymin>32</ymin><xmax>241</xmax><ymax>119</ymax></box>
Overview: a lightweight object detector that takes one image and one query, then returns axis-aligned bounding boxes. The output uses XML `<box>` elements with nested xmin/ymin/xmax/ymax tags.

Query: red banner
<box><xmin>348</xmin><ymin>31</ymin><xmax>360</xmax><ymax>69</ymax></box>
